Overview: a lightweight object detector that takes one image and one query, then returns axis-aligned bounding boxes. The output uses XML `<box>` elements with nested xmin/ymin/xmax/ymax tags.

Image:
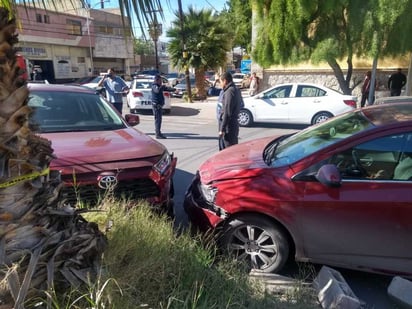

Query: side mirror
<box><xmin>125</xmin><ymin>114</ymin><xmax>140</xmax><ymax>126</ymax></box>
<box><xmin>315</xmin><ymin>164</ymin><xmax>342</xmax><ymax>187</ymax></box>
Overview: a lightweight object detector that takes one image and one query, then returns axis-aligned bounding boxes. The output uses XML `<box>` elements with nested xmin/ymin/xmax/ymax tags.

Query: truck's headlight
<box><xmin>154</xmin><ymin>151</ymin><xmax>172</xmax><ymax>175</ymax></box>
<box><xmin>199</xmin><ymin>182</ymin><xmax>217</xmax><ymax>204</ymax></box>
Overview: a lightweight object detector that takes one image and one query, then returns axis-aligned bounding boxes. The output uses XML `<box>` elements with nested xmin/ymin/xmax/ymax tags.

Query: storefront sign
<box><xmin>19</xmin><ymin>46</ymin><xmax>48</xmax><ymax>57</ymax></box>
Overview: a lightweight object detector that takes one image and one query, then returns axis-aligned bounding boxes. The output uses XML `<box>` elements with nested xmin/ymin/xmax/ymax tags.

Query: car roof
<box><xmin>28</xmin><ymin>83</ymin><xmax>97</xmax><ymax>94</ymax></box>
<box><xmin>374</xmin><ymin>96</ymin><xmax>412</xmax><ymax>105</ymax></box>
<box><xmin>362</xmin><ymin>102</ymin><xmax>412</xmax><ymax>126</ymax></box>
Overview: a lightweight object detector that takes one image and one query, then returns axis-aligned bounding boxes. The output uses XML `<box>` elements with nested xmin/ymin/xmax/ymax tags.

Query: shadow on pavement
<box><xmin>169</xmin><ymin>105</ymin><xmax>201</xmax><ymax>116</ymax></box>
<box><xmin>172</xmin><ymin>168</ymin><xmax>194</xmax><ymax>231</ymax></box>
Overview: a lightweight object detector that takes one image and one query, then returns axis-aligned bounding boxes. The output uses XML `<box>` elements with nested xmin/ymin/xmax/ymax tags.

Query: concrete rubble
<box><xmin>388</xmin><ymin>276</ymin><xmax>412</xmax><ymax>308</ymax></box>
<box><xmin>313</xmin><ymin>266</ymin><xmax>363</xmax><ymax>309</ymax></box>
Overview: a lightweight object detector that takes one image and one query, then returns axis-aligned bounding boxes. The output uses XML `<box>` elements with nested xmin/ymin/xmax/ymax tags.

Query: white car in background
<box><xmin>127</xmin><ymin>78</ymin><xmax>172</xmax><ymax>114</ymax></box>
<box><xmin>238</xmin><ymin>82</ymin><xmax>358</xmax><ymax>126</ymax></box>
<box><xmin>82</xmin><ymin>74</ymin><xmax>129</xmax><ymax>98</ymax></box>
<box><xmin>82</xmin><ymin>75</ymin><xmax>104</xmax><ymax>90</ymax></box>
<box><xmin>232</xmin><ymin>73</ymin><xmax>246</xmax><ymax>88</ymax></box>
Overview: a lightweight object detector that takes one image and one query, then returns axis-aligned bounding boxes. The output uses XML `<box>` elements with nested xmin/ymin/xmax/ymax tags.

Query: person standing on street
<box><xmin>248</xmin><ymin>72</ymin><xmax>260</xmax><ymax>96</ymax></box>
<box><xmin>360</xmin><ymin>71</ymin><xmax>376</xmax><ymax>107</ymax></box>
<box><xmin>388</xmin><ymin>68</ymin><xmax>407</xmax><ymax>96</ymax></box>
<box><xmin>151</xmin><ymin>74</ymin><xmax>174</xmax><ymax>139</ymax></box>
<box><xmin>219</xmin><ymin>72</ymin><xmax>242</xmax><ymax>150</ymax></box>
<box><xmin>98</xmin><ymin>68</ymin><xmax>129</xmax><ymax>114</ymax></box>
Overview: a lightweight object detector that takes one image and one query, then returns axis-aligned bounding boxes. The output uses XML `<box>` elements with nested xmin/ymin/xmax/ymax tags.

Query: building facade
<box><xmin>16</xmin><ymin>2</ymin><xmax>134</xmax><ymax>83</ymax></box>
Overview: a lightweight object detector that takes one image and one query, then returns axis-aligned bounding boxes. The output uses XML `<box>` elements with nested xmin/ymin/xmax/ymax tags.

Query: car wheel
<box><xmin>312</xmin><ymin>112</ymin><xmax>333</xmax><ymax>124</ymax></box>
<box><xmin>238</xmin><ymin>109</ymin><xmax>254</xmax><ymax>127</ymax></box>
<box><xmin>219</xmin><ymin>214</ymin><xmax>289</xmax><ymax>273</ymax></box>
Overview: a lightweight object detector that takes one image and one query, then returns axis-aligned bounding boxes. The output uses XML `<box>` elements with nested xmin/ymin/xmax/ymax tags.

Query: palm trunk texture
<box><xmin>0</xmin><ymin>8</ymin><xmax>107</xmax><ymax>308</ymax></box>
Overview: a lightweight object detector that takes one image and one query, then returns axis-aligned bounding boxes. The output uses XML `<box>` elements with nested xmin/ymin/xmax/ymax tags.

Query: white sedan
<box><xmin>126</xmin><ymin>78</ymin><xmax>172</xmax><ymax>114</ymax></box>
<box><xmin>238</xmin><ymin>82</ymin><xmax>358</xmax><ymax>126</ymax></box>
<box><xmin>232</xmin><ymin>73</ymin><xmax>246</xmax><ymax>88</ymax></box>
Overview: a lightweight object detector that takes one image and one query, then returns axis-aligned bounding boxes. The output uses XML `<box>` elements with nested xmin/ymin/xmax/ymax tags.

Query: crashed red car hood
<box><xmin>42</xmin><ymin>128</ymin><xmax>164</xmax><ymax>167</ymax></box>
<box><xmin>199</xmin><ymin>136</ymin><xmax>276</xmax><ymax>183</ymax></box>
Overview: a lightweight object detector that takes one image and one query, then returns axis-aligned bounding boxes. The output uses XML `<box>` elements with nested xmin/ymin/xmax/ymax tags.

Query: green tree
<box><xmin>134</xmin><ymin>37</ymin><xmax>154</xmax><ymax>56</ymax></box>
<box><xmin>221</xmin><ymin>0</ymin><xmax>252</xmax><ymax>53</ymax></box>
<box><xmin>167</xmin><ymin>6</ymin><xmax>231</xmax><ymax>99</ymax></box>
<box><xmin>252</xmin><ymin>0</ymin><xmax>412</xmax><ymax>94</ymax></box>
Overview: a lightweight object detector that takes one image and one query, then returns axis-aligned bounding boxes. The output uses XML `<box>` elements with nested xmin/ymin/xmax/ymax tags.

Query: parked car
<box><xmin>204</xmin><ymin>71</ymin><xmax>216</xmax><ymax>83</ymax></box>
<box><xmin>184</xmin><ymin>102</ymin><xmax>412</xmax><ymax>276</ymax></box>
<box><xmin>82</xmin><ymin>74</ymin><xmax>104</xmax><ymax>90</ymax></box>
<box><xmin>374</xmin><ymin>95</ymin><xmax>412</xmax><ymax>105</ymax></box>
<box><xmin>240</xmin><ymin>73</ymin><xmax>251</xmax><ymax>89</ymax></box>
<box><xmin>82</xmin><ymin>74</ymin><xmax>129</xmax><ymax>98</ymax></box>
<box><xmin>238</xmin><ymin>83</ymin><xmax>357</xmax><ymax>126</ymax></box>
<box><xmin>166</xmin><ymin>72</ymin><xmax>185</xmax><ymax>86</ymax></box>
<box><xmin>127</xmin><ymin>78</ymin><xmax>172</xmax><ymax>114</ymax></box>
<box><xmin>173</xmin><ymin>78</ymin><xmax>211</xmax><ymax>98</ymax></box>
<box><xmin>232</xmin><ymin>73</ymin><xmax>246</xmax><ymax>88</ymax></box>
<box><xmin>28</xmin><ymin>83</ymin><xmax>177</xmax><ymax>215</ymax></box>
<box><xmin>69</xmin><ymin>75</ymin><xmax>98</xmax><ymax>85</ymax></box>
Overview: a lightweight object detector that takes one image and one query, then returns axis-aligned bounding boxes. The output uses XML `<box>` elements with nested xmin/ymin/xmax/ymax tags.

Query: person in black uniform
<box><xmin>151</xmin><ymin>75</ymin><xmax>174</xmax><ymax>139</ymax></box>
<box><xmin>388</xmin><ymin>68</ymin><xmax>407</xmax><ymax>96</ymax></box>
<box><xmin>219</xmin><ymin>72</ymin><xmax>242</xmax><ymax>149</ymax></box>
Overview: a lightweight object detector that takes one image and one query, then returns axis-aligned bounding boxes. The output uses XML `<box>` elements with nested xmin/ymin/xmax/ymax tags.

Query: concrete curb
<box><xmin>313</xmin><ymin>266</ymin><xmax>362</xmax><ymax>309</ymax></box>
<box><xmin>388</xmin><ymin>276</ymin><xmax>412</xmax><ymax>308</ymax></box>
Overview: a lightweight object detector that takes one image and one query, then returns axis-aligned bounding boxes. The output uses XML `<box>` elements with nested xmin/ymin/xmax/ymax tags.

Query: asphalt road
<box><xmin>123</xmin><ymin>96</ymin><xmax>400</xmax><ymax>309</ymax></box>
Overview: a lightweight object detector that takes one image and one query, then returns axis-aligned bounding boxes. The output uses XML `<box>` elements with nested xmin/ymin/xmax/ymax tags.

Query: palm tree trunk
<box><xmin>0</xmin><ymin>7</ymin><xmax>106</xmax><ymax>308</ymax></box>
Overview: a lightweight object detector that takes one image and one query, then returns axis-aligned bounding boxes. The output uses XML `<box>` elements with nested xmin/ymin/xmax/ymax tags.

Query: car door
<box><xmin>296</xmin><ymin>132</ymin><xmax>412</xmax><ymax>274</ymax></box>
<box><xmin>288</xmin><ymin>85</ymin><xmax>328</xmax><ymax>124</ymax></box>
<box><xmin>253</xmin><ymin>85</ymin><xmax>293</xmax><ymax>122</ymax></box>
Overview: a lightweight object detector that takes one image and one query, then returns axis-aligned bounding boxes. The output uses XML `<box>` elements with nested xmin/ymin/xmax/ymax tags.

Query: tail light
<box><xmin>164</xmin><ymin>92</ymin><xmax>170</xmax><ymax>98</ymax></box>
<box><xmin>343</xmin><ymin>100</ymin><xmax>357</xmax><ymax>108</ymax></box>
<box><xmin>132</xmin><ymin>91</ymin><xmax>144</xmax><ymax>98</ymax></box>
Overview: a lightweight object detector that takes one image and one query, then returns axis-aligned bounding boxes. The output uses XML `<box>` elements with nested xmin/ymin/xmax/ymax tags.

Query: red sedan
<box><xmin>184</xmin><ymin>102</ymin><xmax>412</xmax><ymax>276</ymax></box>
<box><xmin>28</xmin><ymin>83</ymin><xmax>177</xmax><ymax>214</ymax></box>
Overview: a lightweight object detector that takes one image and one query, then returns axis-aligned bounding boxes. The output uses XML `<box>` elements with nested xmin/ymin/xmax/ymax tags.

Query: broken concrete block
<box><xmin>313</xmin><ymin>266</ymin><xmax>361</xmax><ymax>309</ymax></box>
<box><xmin>388</xmin><ymin>276</ymin><xmax>412</xmax><ymax>308</ymax></box>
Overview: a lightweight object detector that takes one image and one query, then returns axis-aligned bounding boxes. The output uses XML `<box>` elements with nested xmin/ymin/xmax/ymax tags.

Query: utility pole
<box><xmin>178</xmin><ymin>0</ymin><xmax>192</xmax><ymax>102</ymax></box>
<box><xmin>149</xmin><ymin>18</ymin><xmax>162</xmax><ymax>71</ymax></box>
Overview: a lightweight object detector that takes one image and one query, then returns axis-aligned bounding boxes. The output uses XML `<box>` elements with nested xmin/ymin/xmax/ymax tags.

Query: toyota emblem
<box><xmin>98</xmin><ymin>175</ymin><xmax>118</xmax><ymax>190</ymax></box>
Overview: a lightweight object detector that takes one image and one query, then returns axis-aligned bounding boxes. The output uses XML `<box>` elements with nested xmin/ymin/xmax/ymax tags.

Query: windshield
<box><xmin>265</xmin><ymin>111</ymin><xmax>374</xmax><ymax>167</ymax></box>
<box><xmin>29</xmin><ymin>90</ymin><xmax>126</xmax><ymax>133</ymax></box>
<box><xmin>89</xmin><ymin>76</ymin><xmax>103</xmax><ymax>84</ymax></box>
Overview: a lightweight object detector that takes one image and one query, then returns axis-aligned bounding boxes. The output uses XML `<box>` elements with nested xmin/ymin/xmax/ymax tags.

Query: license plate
<box><xmin>140</xmin><ymin>101</ymin><xmax>151</xmax><ymax>106</ymax></box>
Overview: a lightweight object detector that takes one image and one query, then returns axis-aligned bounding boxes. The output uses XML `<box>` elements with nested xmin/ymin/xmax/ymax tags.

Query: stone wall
<box><xmin>259</xmin><ymin>69</ymin><xmax>398</xmax><ymax>107</ymax></box>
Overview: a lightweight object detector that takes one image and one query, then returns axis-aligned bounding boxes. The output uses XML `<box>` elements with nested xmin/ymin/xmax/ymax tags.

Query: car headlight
<box><xmin>199</xmin><ymin>182</ymin><xmax>217</xmax><ymax>204</ymax></box>
<box><xmin>154</xmin><ymin>151</ymin><xmax>172</xmax><ymax>175</ymax></box>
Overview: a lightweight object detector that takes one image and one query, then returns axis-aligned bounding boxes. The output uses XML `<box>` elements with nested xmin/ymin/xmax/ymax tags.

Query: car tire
<box><xmin>219</xmin><ymin>214</ymin><xmax>289</xmax><ymax>273</ymax></box>
<box><xmin>312</xmin><ymin>112</ymin><xmax>333</xmax><ymax>124</ymax></box>
<box><xmin>238</xmin><ymin>109</ymin><xmax>254</xmax><ymax>127</ymax></box>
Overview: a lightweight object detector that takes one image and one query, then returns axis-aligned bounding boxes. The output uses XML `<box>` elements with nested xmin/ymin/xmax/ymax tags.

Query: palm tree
<box><xmin>167</xmin><ymin>6</ymin><xmax>231</xmax><ymax>99</ymax></box>
<box><xmin>0</xmin><ymin>0</ymin><xmax>161</xmax><ymax>306</ymax></box>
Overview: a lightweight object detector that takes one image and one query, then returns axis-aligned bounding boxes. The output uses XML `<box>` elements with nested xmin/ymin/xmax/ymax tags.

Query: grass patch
<box><xmin>48</xmin><ymin>198</ymin><xmax>319</xmax><ymax>308</ymax></box>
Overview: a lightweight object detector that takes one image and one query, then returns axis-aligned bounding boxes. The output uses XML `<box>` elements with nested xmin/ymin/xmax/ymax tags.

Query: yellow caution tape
<box><xmin>0</xmin><ymin>167</ymin><xmax>50</xmax><ymax>188</ymax></box>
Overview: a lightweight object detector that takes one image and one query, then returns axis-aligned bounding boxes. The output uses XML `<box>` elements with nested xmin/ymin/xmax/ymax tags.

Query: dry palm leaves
<box><xmin>0</xmin><ymin>8</ymin><xmax>107</xmax><ymax>308</ymax></box>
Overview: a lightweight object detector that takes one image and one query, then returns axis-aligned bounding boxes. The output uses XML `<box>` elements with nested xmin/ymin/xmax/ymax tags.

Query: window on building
<box><xmin>44</xmin><ymin>15</ymin><xmax>50</xmax><ymax>24</ymax></box>
<box><xmin>36</xmin><ymin>14</ymin><xmax>42</xmax><ymax>23</ymax></box>
<box><xmin>106</xmin><ymin>26</ymin><xmax>114</xmax><ymax>34</ymax></box>
<box><xmin>67</xmin><ymin>19</ymin><xmax>82</xmax><ymax>36</ymax></box>
<box><xmin>97</xmin><ymin>25</ymin><xmax>114</xmax><ymax>35</ymax></box>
